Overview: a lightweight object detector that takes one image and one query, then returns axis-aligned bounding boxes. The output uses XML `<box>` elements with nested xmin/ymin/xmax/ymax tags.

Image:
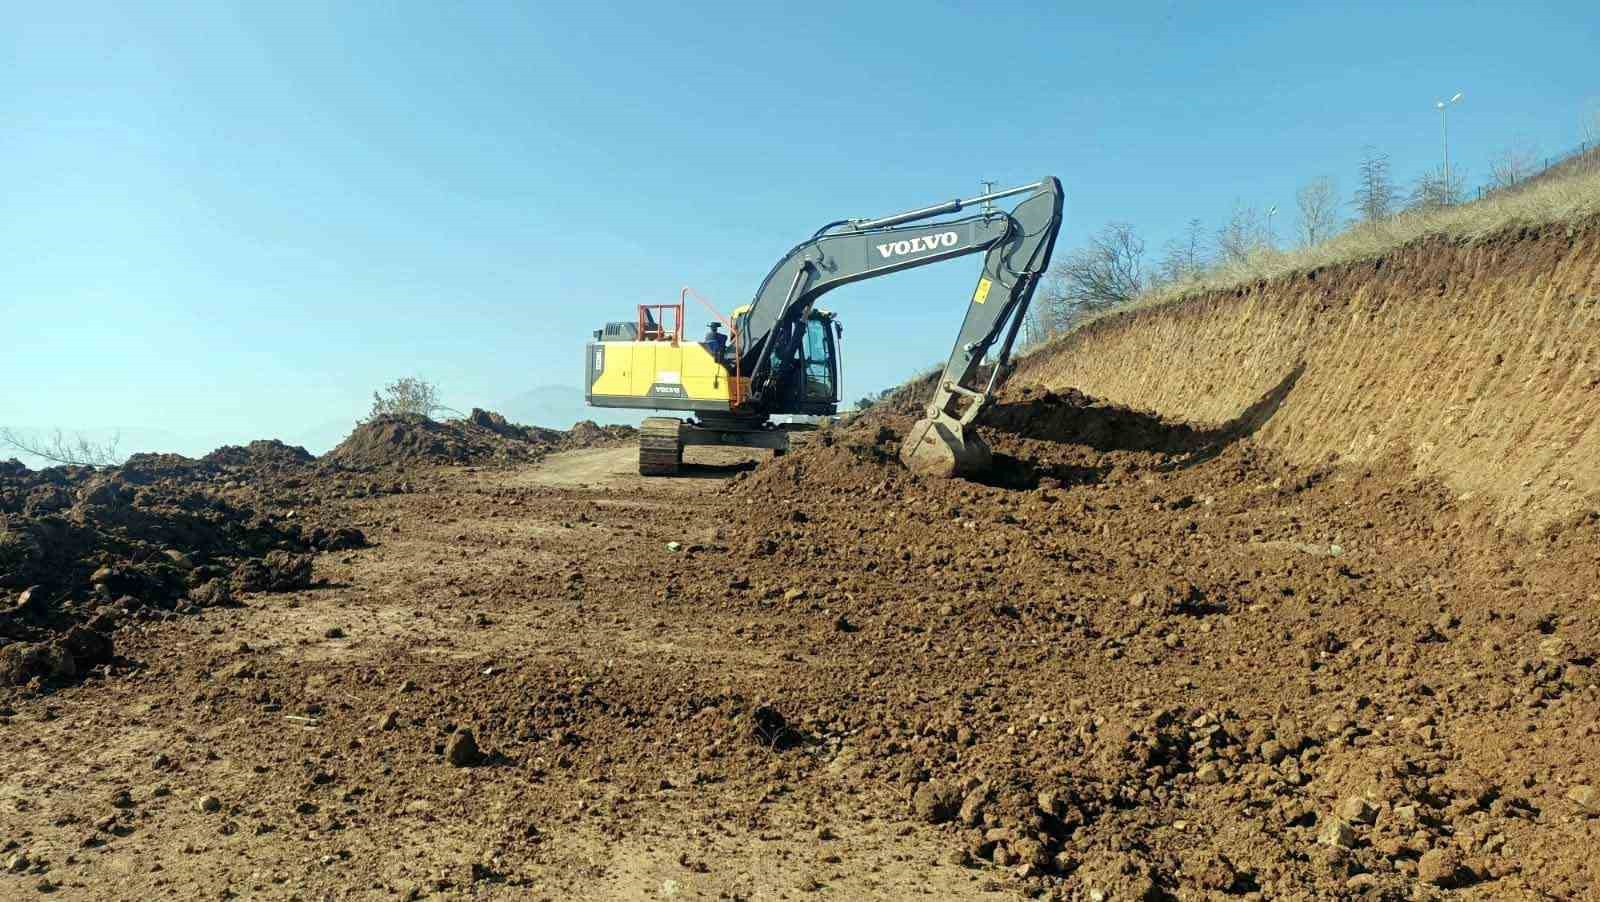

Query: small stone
<box><xmin>324</xmin><ymin>627</ymin><xmax>345</xmax><ymax>640</ymax></box>
<box><xmin>1010</xmin><ymin>838</ymin><xmax>1050</xmax><ymax>871</ymax></box>
<box><xmin>6</xmin><ymin>852</ymin><xmax>30</xmax><ymax>872</ymax></box>
<box><xmin>1345</xmin><ymin>873</ymin><xmax>1378</xmax><ymax>891</ymax></box>
<box><xmin>14</xmin><ymin>586</ymin><xmax>43</xmax><ymax>612</ymax></box>
<box><xmin>198</xmin><ymin>795</ymin><xmax>222</xmax><ymax>814</ymax></box>
<box><xmin>1035</xmin><ymin>788</ymin><xmax>1060</xmax><ymax>816</ymax></box>
<box><xmin>665</xmin><ymin>542</ymin><xmax>682</xmax><ymax>553</ymax></box>
<box><xmin>1566</xmin><ymin>785</ymin><xmax>1598</xmax><ymax>813</ymax></box>
<box><xmin>1196</xmin><ymin>763</ymin><xmax>1223</xmax><ymax>785</ymax></box>
<box><xmin>1259</xmin><ymin>739</ymin><xmax>1286</xmax><ymax>763</ymax></box>
<box><xmin>1434</xmin><ymin>612</ymin><xmax>1456</xmax><ymax>633</ymax></box>
<box><xmin>376</xmin><ymin>710</ymin><xmax>399</xmax><ymax>731</ymax></box>
<box><xmin>782</xmin><ymin>588</ymin><xmax>807</xmax><ymax>603</ymax></box>
<box><xmin>910</xmin><ymin>782</ymin><xmax>957</xmax><ymax>825</ymax></box>
<box><xmin>1538</xmin><ymin>637</ymin><xmax>1569</xmax><ymax>661</ymax></box>
<box><xmin>1418</xmin><ymin>847</ymin><xmax>1460</xmax><ymax>886</ymax></box>
<box><xmin>445</xmin><ymin>729</ymin><xmax>482</xmax><ymax>767</ymax></box>
<box><xmin>1338</xmin><ymin>796</ymin><xmax>1376</xmax><ymax>825</ymax></box>
<box><xmin>958</xmin><ymin>788</ymin><xmax>989</xmax><ymax>826</ymax></box>
<box><xmin>1319</xmin><ymin>819</ymin><xmax>1355</xmax><ymax>848</ymax></box>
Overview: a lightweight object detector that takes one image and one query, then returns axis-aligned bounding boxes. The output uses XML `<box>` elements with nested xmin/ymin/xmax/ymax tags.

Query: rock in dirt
<box><xmin>188</xmin><ymin>579</ymin><xmax>234</xmax><ymax>608</ymax></box>
<box><xmin>445</xmin><ymin>729</ymin><xmax>483</xmax><ymax>767</ymax></box>
<box><xmin>0</xmin><ymin>642</ymin><xmax>75</xmax><ymax>686</ymax></box>
<box><xmin>911</xmin><ymin>782</ymin><xmax>960</xmax><ymax>825</ymax></box>
<box><xmin>197</xmin><ymin>795</ymin><xmax>222</xmax><ymax>814</ymax></box>
<box><xmin>958</xmin><ymin>788</ymin><xmax>990</xmax><ymax>826</ymax></box>
<box><xmin>1318</xmin><ymin>819</ymin><xmax>1356</xmax><ymax>849</ymax></box>
<box><xmin>749</xmin><ymin>705</ymin><xmax>794</xmax><ymax>749</ymax></box>
<box><xmin>1338</xmin><ymin>796</ymin><xmax>1376</xmax><ymax>825</ymax></box>
<box><xmin>308</xmin><ymin>526</ymin><xmax>367</xmax><ymax>552</ymax></box>
<box><xmin>1566</xmin><ymin>785</ymin><xmax>1598</xmax><ymax>813</ymax></box>
<box><xmin>59</xmin><ymin>626</ymin><xmax>113</xmax><ymax>670</ymax></box>
<box><xmin>232</xmin><ymin>551</ymin><xmax>312</xmax><ymax>593</ymax></box>
<box><xmin>1418</xmin><ymin>847</ymin><xmax>1461</xmax><ymax>886</ymax></box>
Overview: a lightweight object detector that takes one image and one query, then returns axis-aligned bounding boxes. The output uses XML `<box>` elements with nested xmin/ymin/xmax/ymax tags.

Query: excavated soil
<box><xmin>1013</xmin><ymin>215</ymin><xmax>1600</xmax><ymax>530</ymax></box>
<box><xmin>1</xmin><ymin>381</ymin><xmax>1596</xmax><ymax>899</ymax></box>
<box><xmin>2</xmin><ymin>227</ymin><xmax>1598</xmax><ymax>899</ymax></box>
<box><xmin>327</xmin><ymin>411</ymin><xmax>636</xmax><ymax>470</ymax></box>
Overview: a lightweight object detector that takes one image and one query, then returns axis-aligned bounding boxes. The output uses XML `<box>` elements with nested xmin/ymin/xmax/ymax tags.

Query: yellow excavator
<box><xmin>584</xmin><ymin>178</ymin><xmax>1064</xmax><ymax>478</ymax></box>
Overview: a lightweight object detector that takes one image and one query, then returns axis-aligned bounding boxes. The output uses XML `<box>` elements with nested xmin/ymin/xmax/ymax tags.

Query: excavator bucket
<box><xmin>899</xmin><ymin>415</ymin><xmax>992</xmax><ymax>479</ymax></box>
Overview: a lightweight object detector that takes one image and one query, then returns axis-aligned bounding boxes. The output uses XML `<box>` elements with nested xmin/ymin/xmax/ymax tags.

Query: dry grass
<box><xmin>1054</xmin><ymin>161</ymin><xmax>1600</xmax><ymax>340</ymax></box>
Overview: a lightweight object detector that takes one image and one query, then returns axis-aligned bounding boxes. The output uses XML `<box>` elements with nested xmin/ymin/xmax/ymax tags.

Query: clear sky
<box><xmin>4</xmin><ymin>2</ymin><xmax>1597</xmax><ymax>457</ymax></box>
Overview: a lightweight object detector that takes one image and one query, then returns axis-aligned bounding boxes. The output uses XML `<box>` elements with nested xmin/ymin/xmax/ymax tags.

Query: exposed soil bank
<box><xmin>1014</xmin><ymin>217</ymin><xmax>1600</xmax><ymax>529</ymax></box>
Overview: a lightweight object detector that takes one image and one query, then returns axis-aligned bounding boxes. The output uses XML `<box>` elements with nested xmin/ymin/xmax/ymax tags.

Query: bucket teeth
<box><xmin>899</xmin><ymin>416</ymin><xmax>992</xmax><ymax>479</ymax></box>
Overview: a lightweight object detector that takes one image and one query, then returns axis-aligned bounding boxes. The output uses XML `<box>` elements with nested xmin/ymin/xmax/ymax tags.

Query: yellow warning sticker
<box><xmin>972</xmin><ymin>277</ymin><xmax>992</xmax><ymax>304</ymax></box>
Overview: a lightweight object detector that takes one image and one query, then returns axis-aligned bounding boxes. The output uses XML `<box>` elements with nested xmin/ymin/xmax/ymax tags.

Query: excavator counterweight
<box><xmin>584</xmin><ymin>178</ymin><xmax>1065</xmax><ymax>478</ymax></box>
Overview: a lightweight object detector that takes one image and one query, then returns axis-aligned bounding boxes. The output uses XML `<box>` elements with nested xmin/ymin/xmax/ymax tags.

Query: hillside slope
<box><xmin>1014</xmin><ymin>216</ymin><xmax>1600</xmax><ymax>529</ymax></box>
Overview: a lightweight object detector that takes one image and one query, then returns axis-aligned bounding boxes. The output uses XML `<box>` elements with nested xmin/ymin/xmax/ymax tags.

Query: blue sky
<box><xmin>4</xmin><ymin>2</ymin><xmax>1597</xmax><ymax>457</ymax></box>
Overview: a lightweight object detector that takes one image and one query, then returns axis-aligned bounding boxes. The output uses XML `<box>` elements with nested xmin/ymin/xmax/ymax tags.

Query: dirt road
<box><xmin>0</xmin><ymin>445</ymin><xmax>975</xmax><ymax>900</ymax></box>
<box><xmin>3</xmin><ymin>403</ymin><xmax>1598</xmax><ymax>899</ymax></box>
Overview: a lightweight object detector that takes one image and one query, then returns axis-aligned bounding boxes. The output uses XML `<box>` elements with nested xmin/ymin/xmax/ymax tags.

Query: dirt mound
<box><xmin>325</xmin><ymin>411</ymin><xmax>639</xmax><ymax>469</ymax></box>
<box><xmin>325</xmin><ymin>412</ymin><xmax>554</xmax><ymax>469</ymax></box>
<box><xmin>1014</xmin><ymin>215</ymin><xmax>1600</xmax><ymax>529</ymax></box>
<box><xmin>564</xmin><ymin>419</ymin><xmax>637</xmax><ymax>448</ymax></box>
<box><xmin>202</xmin><ymin>439</ymin><xmax>315</xmax><ymax>469</ymax></box>
<box><xmin>746</xmin><ymin>385</ymin><xmax>1209</xmax><ymax>497</ymax></box>
<box><xmin>716</xmin><ymin>378</ymin><xmax>1600</xmax><ymax>897</ymax></box>
<box><xmin>0</xmin><ymin>454</ymin><xmax>362</xmax><ymax>687</ymax></box>
<box><xmin>465</xmin><ymin>408</ymin><xmax>563</xmax><ymax>444</ymax></box>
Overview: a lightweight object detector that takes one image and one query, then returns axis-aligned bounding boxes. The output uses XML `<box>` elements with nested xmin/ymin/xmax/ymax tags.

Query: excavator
<box><xmin>584</xmin><ymin>177</ymin><xmax>1064</xmax><ymax>478</ymax></box>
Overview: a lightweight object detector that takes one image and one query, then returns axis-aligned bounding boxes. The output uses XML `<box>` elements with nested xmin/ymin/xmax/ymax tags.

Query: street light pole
<box><xmin>1436</xmin><ymin>92</ymin><xmax>1464</xmax><ymax>203</ymax></box>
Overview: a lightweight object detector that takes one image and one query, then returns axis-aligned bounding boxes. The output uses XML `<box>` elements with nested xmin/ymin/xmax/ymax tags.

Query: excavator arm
<box><xmin>734</xmin><ymin>177</ymin><xmax>1064</xmax><ymax>476</ymax></box>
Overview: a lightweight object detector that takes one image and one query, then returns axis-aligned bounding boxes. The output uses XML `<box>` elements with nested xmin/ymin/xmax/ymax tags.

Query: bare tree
<box><xmin>1351</xmin><ymin>147</ymin><xmax>1398</xmax><ymax>225</ymax></box>
<box><xmin>0</xmin><ymin>427</ymin><xmax>124</xmax><ymax>467</ymax></box>
<box><xmin>369</xmin><ymin>376</ymin><xmax>450</xmax><ymax>420</ymax></box>
<box><xmin>1295</xmin><ymin>177</ymin><xmax>1340</xmax><ymax>247</ymax></box>
<box><xmin>1215</xmin><ymin>203</ymin><xmax>1266</xmax><ymax>266</ymax></box>
<box><xmin>1409</xmin><ymin>165</ymin><xmax>1466</xmax><ymax>211</ymax></box>
<box><xmin>1046</xmin><ymin>222</ymin><xmax>1146</xmax><ymax>326</ymax></box>
<box><xmin>1489</xmin><ymin>145</ymin><xmax>1538</xmax><ymax>189</ymax></box>
<box><xmin>1158</xmin><ymin>218</ymin><xmax>1208</xmax><ymax>285</ymax></box>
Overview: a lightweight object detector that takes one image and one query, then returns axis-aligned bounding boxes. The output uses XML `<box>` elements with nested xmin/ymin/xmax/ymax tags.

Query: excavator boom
<box><xmin>734</xmin><ymin>177</ymin><xmax>1064</xmax><ymax>476</ymax></box>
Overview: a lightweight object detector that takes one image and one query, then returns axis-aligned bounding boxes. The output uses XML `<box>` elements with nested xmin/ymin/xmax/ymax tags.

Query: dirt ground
<box><xmin>3</xmin><ymin>394</ymin><xmax>1597</xmax><ymax>900</ymax></box>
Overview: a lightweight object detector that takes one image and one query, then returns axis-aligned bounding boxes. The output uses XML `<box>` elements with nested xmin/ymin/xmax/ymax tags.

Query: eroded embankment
<box><xmin>1014</xmin><ymin>217</ymin><xmax>1600</xmax><ymax>529</ymax></box>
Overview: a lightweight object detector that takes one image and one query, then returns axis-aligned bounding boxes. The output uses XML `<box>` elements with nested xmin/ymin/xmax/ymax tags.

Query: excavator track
<box><xmin>638</xmin><ymin>417</ymin><xmax>684</xmax><ymax>476</ymax></box>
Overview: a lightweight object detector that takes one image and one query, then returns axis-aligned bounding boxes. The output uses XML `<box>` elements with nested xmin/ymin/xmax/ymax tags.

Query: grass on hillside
<box><xmin>1067</xmin><ymin>157</ymin><xmax>1600</xmax><ymax>336</ymax></box>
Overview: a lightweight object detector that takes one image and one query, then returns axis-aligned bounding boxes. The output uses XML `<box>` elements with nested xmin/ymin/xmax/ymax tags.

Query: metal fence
<box><xmin>1474</xmin><ymin>140</ymin><xmax>1599</xmax><ymax>201</ymax></box>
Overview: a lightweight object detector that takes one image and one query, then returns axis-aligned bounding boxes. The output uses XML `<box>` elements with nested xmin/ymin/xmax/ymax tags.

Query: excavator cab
<box><xmin>771</xmin><ymin>309</ymin><xmax>841</xmax><ymax>414</ymax></box>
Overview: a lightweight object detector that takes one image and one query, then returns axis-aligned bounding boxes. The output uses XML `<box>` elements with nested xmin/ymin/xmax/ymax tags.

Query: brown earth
<box><xmin>326</xmin><ymin>410</ymin><xmax>634</xmax><ymax>470</ymax></box>
<box><xmin>3</xmin><ymin>228</ymin><xmax>1599</xmax><ymax>899</ymax></box>
<box><xmin>1012</xmin><ymin>215</ymin><xmax>1600</xmax><ymax>530</ymax></box>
